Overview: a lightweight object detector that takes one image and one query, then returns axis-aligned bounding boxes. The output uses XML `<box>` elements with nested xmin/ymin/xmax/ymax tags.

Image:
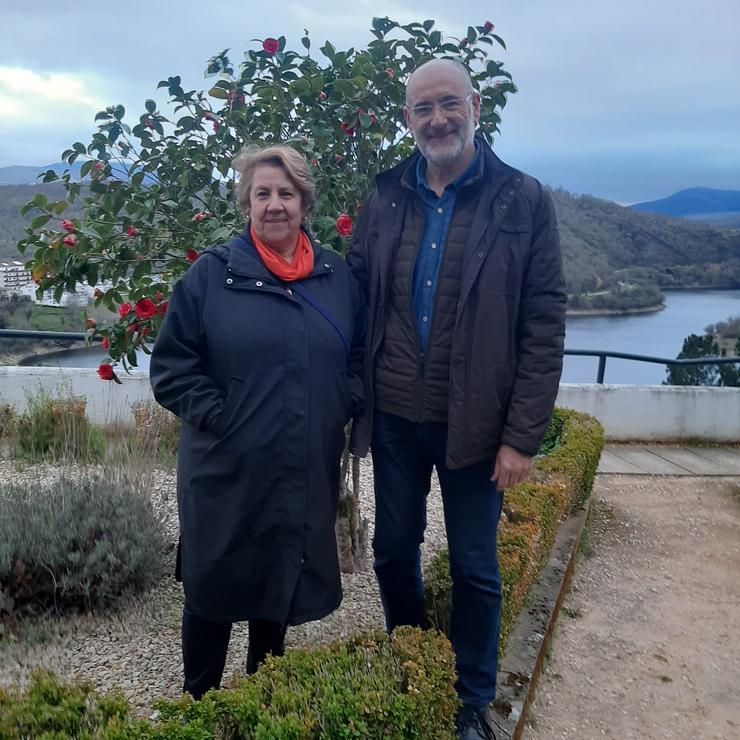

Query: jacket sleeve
<box><xmin>347</xmin><ymin>270</ymin><xmax>367</xmax><ymax>416</ymax></box>
<box><xmin>346</xmin><ymin>191</ymin><xmax>377</xmax><ymax>305</ymax></box>
<box><xmin>500</xmin><ymin>184</ymin><xmax>566</xmax><ymax>456</ymax></box>
<box><xmin>150</xmin><ymin>261</ymin><xmax>225</xmax><ymax>434</ymax></box>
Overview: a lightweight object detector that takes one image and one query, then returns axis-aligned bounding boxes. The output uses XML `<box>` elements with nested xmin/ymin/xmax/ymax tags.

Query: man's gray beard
<box><xmin>416</xmin><ymin>118</ymin><xmax>476</xmax><ymax>168</ymax></box>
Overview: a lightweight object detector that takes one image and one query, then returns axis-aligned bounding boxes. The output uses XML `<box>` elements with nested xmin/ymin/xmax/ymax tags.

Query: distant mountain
<box><xmin>630</xmin><ymin>187</ymin><xmax>740</xmax><ymax>217</ymax></box>
<box><xmin>2</xmin><ymin>181</ymin><xmax>739</xmax><ymax>312</ymax></box>
<box><xmin>0</xmin><ymin>163</ymin><xmax>82</xmax><ymax>185</ymax></box>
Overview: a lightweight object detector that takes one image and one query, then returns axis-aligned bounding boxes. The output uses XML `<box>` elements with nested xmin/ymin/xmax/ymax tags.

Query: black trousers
<box><xmin>181</xmin><ymin>607</ymin><xmax>288</xmax><ymax>699</ymax></box>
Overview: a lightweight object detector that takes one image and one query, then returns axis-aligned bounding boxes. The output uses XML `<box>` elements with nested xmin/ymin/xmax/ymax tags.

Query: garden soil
<box><xmin>522</xmin><ymin>475</ymin><xmax>740</xmax><ymax>740</ymax></box>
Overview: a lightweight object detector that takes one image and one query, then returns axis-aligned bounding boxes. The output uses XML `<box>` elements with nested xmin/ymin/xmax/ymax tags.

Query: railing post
<box><xmin>597</xmin><ymin>355</ymin><xmax>607</xmax><ymax>384</ymax></box>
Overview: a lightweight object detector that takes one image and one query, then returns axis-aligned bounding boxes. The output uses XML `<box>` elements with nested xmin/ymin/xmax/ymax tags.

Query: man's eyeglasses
<box><xmin>406</xmin><ymin>93</ymin><xmax>475</xmax><ymax>121</ymax></box>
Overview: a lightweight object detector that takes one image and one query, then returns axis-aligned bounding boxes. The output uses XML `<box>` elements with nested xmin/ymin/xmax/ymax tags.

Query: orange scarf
<box><xmin>250</xmin><ymin>224</ymin><xmax>314</xmax><ymax>281</ymax></box>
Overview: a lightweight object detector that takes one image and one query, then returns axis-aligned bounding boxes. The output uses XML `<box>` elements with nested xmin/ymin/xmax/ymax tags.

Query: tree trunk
<box><xmin>335</xmin><ymin>427</ymin><xmax>368</xmax><ymax>572</ymax></box>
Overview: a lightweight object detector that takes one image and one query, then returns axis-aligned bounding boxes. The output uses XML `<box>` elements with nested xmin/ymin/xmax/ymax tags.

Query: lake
<box><xmin>21</xmin><ymin>289</ymin><xmax>740</xmax><ymax>385</ymax></box>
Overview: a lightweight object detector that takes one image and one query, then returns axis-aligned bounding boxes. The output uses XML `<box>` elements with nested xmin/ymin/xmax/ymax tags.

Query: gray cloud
<box><xmin>1</xmin><ymin>0</ymin><xmax>738</xmax><ymax>202</ymax></box>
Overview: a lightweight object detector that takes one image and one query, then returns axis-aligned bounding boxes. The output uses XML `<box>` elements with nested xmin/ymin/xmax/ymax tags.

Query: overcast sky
<box><xmin>1</xmin><ymin>0</ymin><xmax>738</xmax><ymax>204</ymax></box>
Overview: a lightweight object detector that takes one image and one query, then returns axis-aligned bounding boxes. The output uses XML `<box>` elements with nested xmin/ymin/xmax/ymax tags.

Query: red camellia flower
<box><xmin>118</xmin><ymin>302</ymin><xmax>132</xmax><ymax>317</ymax></box>
<box><xmin>145</xmin><ymin>117</ymin><xmax>155</xmax><ymax>130</ymax></box>
<box><xmin>94</xmin><ymin>161</ymin><xmax>105</xmax><ymax>170</ymax></box>
<box><xmin>97</xmin><ymin>363</ymin><xmax>114</xmax><ymax>381</ymax></box>
<box><xmin>61</xmin><ymin>219</ymin><xmax>75</xmax><ymax>232</ymax></box>
<box><xmin>192</xmin><ymin>211</ymin><xmax>210</xmax><ymax>222</ymax></box>
<box><xmin>157</xmin><ymin>301</ymin><xmax>169</xmax><ymax>315</ymax></box>
<box><xmin>385</xmin><ymin>67</ymin><xmax>394</xmax><ymax>78</ymax></box>
<box><xmin>335</xmin><ymin>214</ymin><xmax>353</xmax><ymax>237</ymax></box>
<box><xmin>459</xmin><ymin>38</ymin><xmax>469</xmax><ymax>48</ymax></box>
<box><xmin>93</xmin><ymin>288</ymin><xmax>102</xmax><ymax>298</ymax></box>
<box><xmin>134</xmin><ymin>298</ymin><xmax>157</xmax><ymax>319</ymax></box>
<box><xmin>483</xmin><ymin>21</ymin><xmax>494</xmax><ymax>33</ymax></box>
<box><xmin>63</xmin><ymin>234</ymin><xmax>77</xmax><ymax>247</ymax></box>
<box><xmin>319</xmin><ymin>91</ymin><xmax>327</xmax><ymax>101</ymax></box>
<box><xmin>213</xmin><ymin>121</ymin><xmax>220</xmax><ymax>133</ymax></box>
<box><xmin>186</xmin><ymin>248</ymin><xmax>200</xmax><ymax>263</ymax></box>
<box><xmin>340</xmin><ymin>122</ymin><xmax>355</xmax><ymax>137</ymax></box>
<box><xmin>101</xmin><ymin>336</ymin><xmax>109</xmax><ymax>350</ymax></box>
<box><xmin>311</xmin><ymin>158</ymin><xmax>318</xmax><ymax>167</ymax></box>
<box><xmin>86</xmin><ymin>318</ymin><xmax>96</xmax><ymax>329</ymax></box>
<box><xmin>262</xmin><ymin>37</ymin><xmax>280</xmax><ymax>54</ymax></box>
<box><xmin>127</xmin><ymin>225</ymin><xmax>139</xmax><ymax>237</ymax></box>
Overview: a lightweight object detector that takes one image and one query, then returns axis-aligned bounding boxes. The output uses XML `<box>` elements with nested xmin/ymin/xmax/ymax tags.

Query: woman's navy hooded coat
<box><xmin>150</xmin><ymin>230</ymin><xmax>365</xmax><ymax>626</ymax></box>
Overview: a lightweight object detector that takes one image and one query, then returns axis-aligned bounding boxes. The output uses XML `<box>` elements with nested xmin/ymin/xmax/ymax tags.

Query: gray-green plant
<box><xmin>11</xmin><ymin>388</ymin><xmax>104</xmax><ymax>462</ymax></box>
<box><xmin>0</xmin><ymin>471</ymin><xmax>166</xmax><ymax>614</ymax></box>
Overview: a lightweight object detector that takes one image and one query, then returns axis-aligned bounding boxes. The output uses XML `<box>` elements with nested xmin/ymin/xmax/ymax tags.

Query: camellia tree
<box><xmin>18</xmin><ymin>16</ymin><xmax>515</xmax><ymax>375</ymax></box>
<box><xmin>17</xmin><ymin>17</ymin><xmax>516</xmax><ymax>571</ymax></box>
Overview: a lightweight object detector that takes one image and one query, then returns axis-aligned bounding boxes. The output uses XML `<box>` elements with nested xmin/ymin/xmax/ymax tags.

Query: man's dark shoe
<box><xmin>456</xmin><ymin>704</ymin><xmax>496</xmax><ymax>740</ymax></box>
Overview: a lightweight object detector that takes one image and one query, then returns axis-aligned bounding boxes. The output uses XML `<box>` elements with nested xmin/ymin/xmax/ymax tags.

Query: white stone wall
<box><xmin>556</xmin><ymin>384</ymin><xmax>740</xmax><ymax>442</ymax></box>
<box><xmin>0</xmin><ymin>367</ymin><xmax>738</xmax><ymax>442</ymax></box>
<box><xmin>0</xmin><ymin>366</ymin><xmax>153</xmax><ymax>425</ymax></box>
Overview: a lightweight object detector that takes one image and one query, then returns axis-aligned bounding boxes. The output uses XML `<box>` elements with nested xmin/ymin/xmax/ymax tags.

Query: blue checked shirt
<box><xmin>412</xmin><ymin>141</ymin><xmax>481</xmax><ymax>353</ymax></box>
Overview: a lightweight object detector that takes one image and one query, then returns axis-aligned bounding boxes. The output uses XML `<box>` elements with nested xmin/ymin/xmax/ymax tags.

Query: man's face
<box><xmin>404</xmin><ymin>65</ymin><xmax>481</xmax><ymax>169</ymax></box>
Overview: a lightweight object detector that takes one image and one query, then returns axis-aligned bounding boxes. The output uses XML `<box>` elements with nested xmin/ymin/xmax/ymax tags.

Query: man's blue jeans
<box><xmin>371</xmin><ymin>410</ymin><xmax>504</xmax><ymax>708</ymax></box>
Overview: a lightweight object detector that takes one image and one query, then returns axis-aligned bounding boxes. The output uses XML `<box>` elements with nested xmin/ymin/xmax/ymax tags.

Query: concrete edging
<box><xmin>490</xmin><ymin>499</ymin><xmax>593</xmax><ymax>739</ymax></box>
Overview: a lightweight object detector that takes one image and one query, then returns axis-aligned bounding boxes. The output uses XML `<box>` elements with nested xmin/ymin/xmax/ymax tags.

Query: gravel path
<box><xmin>0</xmin><ymin>458</ymin><xmax>448</xmax><ymax>714</ymax></box>
<box><xmin>522</xmin><ymin>475</ymin><xmax>740</xmax><ymax>740</ymax></box>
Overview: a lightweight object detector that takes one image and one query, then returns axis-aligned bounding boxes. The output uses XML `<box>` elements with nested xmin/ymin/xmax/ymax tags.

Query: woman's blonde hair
<box><xmin>232</xmin><ymin>145</ymin><xmax>316</xmax><ymax>219</ymax></box>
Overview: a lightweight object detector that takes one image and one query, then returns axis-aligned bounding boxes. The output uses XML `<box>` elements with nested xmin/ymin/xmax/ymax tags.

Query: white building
<box><xmin>0</xmin><ymin>261</ymin><xmax>32</xmax><ymax>294</ymax></box>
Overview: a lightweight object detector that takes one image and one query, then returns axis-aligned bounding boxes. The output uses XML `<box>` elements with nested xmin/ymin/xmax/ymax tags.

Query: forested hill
<box><xmin>1</xmin><ymin>182</ymin><xmax>739</xmax><ymax>310</ymax></box>
<box><xmin>550</xmin><ymin>188</ymin><xmax>740</xmax><ymax>310</ymax></box>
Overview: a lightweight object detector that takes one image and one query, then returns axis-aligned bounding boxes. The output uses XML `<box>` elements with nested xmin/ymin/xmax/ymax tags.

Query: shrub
<box><xmin>0</xmin><ymin>628</ymin><xmax>458</xmax><ymax>739</ymax></box>
<box><xmin>424</xmin><ymin>407</ymin><xmax>604</xmax><ymax>652</ymax></box>
<box><xmin>18</xmin><ymin>17</ymin><xmax>515</xmax><ymax>371</ymax></box>
<box><xmin>0</xmin><ymin>671</ymin><xmax>131</xmax><ymax>739</ymax></box>
<box><xmin>0</xmin><ymin>471</ymin><xmax>166</xmax><ymax>614</ymax></box>
<box><xmin>130</xmin><ymin>400</ymin><xmax>181</xmax><ymax>463</ymax></box>
<box><xmin>0</xmin><ymin>404</ymin><xmax>16</xmax><ymax>443</ymax></box>
<box><xmin>11</xmin><ymin>391</ymin><xmax>104</xmax><ymax>462</ymax></box>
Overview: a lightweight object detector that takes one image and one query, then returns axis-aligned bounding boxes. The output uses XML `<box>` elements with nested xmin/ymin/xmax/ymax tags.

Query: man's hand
<box><xmin>491</xmin><ymin>444</ymin><xmax>533</xmax><ymax>490</ymax></box>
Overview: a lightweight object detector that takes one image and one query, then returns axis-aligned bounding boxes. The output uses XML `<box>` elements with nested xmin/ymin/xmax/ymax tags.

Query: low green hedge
<box><xmin>424</xmin><ymin>407</ymin><xmax>604</xmax><ymax>652</ymax></box>
<box><xmin>0</xmin><ymin>628</ymin><xmax>459</xmax><ymax>739</ymax></box>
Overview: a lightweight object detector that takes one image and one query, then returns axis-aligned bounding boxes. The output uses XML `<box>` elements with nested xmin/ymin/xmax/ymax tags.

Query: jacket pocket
<box><xmin>210</xmin><ymin>376</ymin><xmax>245</xmax><ymax>438</ymax></box>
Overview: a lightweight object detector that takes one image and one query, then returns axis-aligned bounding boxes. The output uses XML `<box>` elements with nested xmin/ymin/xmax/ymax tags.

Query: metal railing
<box><xmin>564</xmin><ymin>349</ymin><xmax>740</xmax><ymax>384</ymax></box>
<box><xmin>1</xmin><ymin>329</ymin><xmax>739</xmax><ymax>384</ymax></box>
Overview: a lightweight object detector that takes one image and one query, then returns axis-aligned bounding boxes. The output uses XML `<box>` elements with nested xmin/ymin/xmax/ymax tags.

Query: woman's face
<box><xmin>248</xmin><ymin>164</ymin><xmax>304</xmax><ymax>254</ymax></box>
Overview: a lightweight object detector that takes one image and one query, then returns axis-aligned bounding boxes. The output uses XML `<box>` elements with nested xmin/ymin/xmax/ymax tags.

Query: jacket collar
<box><xmin>209</xmin><ymin>227</ymin><xmax>333</xmax><ymax>281</ymax></box>
<box><xmin>376</xmin><ymin>136</ymin><xmax>516</xmax><ymax>198</ymax></box>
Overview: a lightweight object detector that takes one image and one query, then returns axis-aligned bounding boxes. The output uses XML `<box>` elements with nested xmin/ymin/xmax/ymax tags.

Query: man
<box><xmin>347</xmin><ymin>58</ymin><xmax>566</xmax><ymax>739</ymax></box>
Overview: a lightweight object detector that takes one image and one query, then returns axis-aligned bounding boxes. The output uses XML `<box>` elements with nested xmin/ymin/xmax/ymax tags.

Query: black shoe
<box><xmin>455</xmin><ymin>704</ymin><xmax>496</xmax><ymax>740</ymax></box>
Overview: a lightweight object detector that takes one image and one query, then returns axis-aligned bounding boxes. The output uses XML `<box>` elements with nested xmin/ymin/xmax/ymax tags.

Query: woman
<box><xmin>150</xmin><ymin>145</ymin><xmax>365</xmax><ymax>699</ymax></box>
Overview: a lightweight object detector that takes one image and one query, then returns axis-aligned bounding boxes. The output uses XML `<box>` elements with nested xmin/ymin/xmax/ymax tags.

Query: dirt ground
<box><xmin>522</xmin><ymin>475</ymin><xmax>740</xmax><ymax>740</ymax></box>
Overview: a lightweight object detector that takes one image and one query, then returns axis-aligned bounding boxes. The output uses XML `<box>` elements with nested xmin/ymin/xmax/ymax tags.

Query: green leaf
<box><xmin>30</xmin><ymin>214</ymin><xmax>51</xmax><ymax>229</ymax></box>
<box><xmin>301</xmin><ymin>36</ymin><xmax>311</xmax><ymax>50</ymax></box>
<box><xmin>73</xmin><ymin>142</ymin><xmax>87</xmax><ymax>154</ymax></box>
<box><xmin>429</xmin><ymin>30</ymin><xmax>442</xmax><ymax>48</ymax></box>
<box><xmin>53</xmin><ymin>201</ymin><xmax>68</xmax><ymax>215</ymax></box>
<box><xmin>31</xmin><ymin>193</ymin><xmax>49</xmax><ymax>209</ymax></box>
<box><xmin>208</xmin><ymin>86</ymin><xmax>229</xmax><ymax>100</ymax></box>
<box><xmin>332</xmin><ymin>78</ymin><xmax>356</xmax><ymax>96</ymax></box>
<box><xmin>467</xmin><ymin>26</ymin><xmax>477</xmax><ymax>43</ymax></box>
<box><xmin>208</xmin><ymin>226</ymin><xmax>232</xmax><ymax>243</ymax></box>
<box><xmin>321</xmin><ymin>41</ymin><xmax>336</xmax><ymax>61</ymax></box>
<box><xmin>423</xmin><ymin>19</ymin><xmax>434</xmax><ymax>31</ymax></box>
<box><xmin>127</xmin><ymin>347</ymin><xmax>138</xmax><ymax>367</ymax></box>
<box><xmin>492</xmin><ymin>34</ymin><xmax>506</xmax><ymax>50</ymax></box>
<box><xmin>145</xmin><ymin>99</ymin><xmax>157</xmax><ymax>114</ymax></box>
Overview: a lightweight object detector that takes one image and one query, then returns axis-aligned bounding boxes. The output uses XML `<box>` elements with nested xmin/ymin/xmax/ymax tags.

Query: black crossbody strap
<box><xmin>290</xmin><ymin>282</ymin><xmax>351</xmax><ymax>357</ymax></box>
